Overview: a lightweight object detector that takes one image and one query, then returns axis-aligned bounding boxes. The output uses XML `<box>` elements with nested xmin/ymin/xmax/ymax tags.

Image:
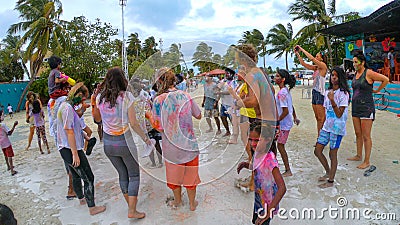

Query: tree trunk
<box><xmin>325</xmin><ymin>25</ymin><xmax>334</xmax><ymax>67</ymax></box>
<box><xmin>285</xmin><ymin>51</ymin><xmax>289</xmax><ymax>71</ymax></box>
<box><xmin>16</xmin><ymin>78</ymin><xmax>34</xmax><ymax>112</ymax></box>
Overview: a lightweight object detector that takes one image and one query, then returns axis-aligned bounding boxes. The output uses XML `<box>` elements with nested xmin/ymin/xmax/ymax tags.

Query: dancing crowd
<box><xmin>0</xmin><ymin>43</ymin><xmax>389</xmax><ymax>224</ymax></box>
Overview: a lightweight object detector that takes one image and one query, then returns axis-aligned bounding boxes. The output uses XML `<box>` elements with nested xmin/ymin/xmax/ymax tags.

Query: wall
<box><xmin>0</xmin><ymin>82</ymin><xmax>29</xmax><ymax>112</ymax></box>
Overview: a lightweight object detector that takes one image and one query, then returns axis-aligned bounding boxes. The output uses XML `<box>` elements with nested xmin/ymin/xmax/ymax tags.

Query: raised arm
<box><xmin>128</xmin><ymin>103</ymin><xmax>151</xmax><ymax>145</ymax></box>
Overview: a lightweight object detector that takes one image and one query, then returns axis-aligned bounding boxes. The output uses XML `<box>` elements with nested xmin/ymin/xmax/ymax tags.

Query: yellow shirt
<box><xmin>238</xmin><ymin>83</ymin><xmax>256</xmax><ymax>118</ymax></box>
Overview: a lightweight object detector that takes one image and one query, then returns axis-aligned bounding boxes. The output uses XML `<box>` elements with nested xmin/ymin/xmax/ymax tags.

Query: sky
<box><xmin>0</xmin><ymin>0</ymin><xmax>392</xmax><ymax>70</ymax></box>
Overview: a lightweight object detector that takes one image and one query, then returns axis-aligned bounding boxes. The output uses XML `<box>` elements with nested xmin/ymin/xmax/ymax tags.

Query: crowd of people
<box><xmin>0</xmin><ymin>44</ymin><xmax>390</xmax><ymax>224</ymax></box>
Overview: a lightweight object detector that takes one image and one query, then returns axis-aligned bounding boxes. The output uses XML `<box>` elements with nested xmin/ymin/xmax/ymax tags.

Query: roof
<box><xmin>318</xmin><ymin>1</ymin><xmax>400</xmax><ymax>39</ymax></box>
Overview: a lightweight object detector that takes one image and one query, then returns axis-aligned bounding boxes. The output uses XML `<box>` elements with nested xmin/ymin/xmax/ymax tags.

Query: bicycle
<box><xmin>374</xmin><ymin>88</ymin><xmax>390</xmax><ymax>110</ymax></box>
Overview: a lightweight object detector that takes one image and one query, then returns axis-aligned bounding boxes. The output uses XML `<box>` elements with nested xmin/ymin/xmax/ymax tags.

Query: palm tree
<box><xmin>142</xmin><ymin>36</ymin><xmax>157</xmax><ymax>59</ymax></box>
<box><xmin>127</xmin><ymin>32</ymin><xmax>141</xmax><ymax>60</ymax></box>
<box><xmin>288</xmin><ymin>0</ymin><xmax>345</xmax><ymax>66</ymax></box>
<box><xmin>1</xmin><ymin>34</ymin><xmax>28</xmax><ymax>80</ymax></box>
<box><xmin>192</xmin><ymin>42</ymin><xmax>214</xmax><ymax>73</ymax></box>
<box><xmin>8</xmin><ymin>0</ymin><xmax>69</xmax><ymax>111</ymax></box>
<box><xmin>238</xmin><ymin>29</ymin><xmax>267</xmax><ymax>68</ymax></box>
<box><xmin>266</xmin><ymin>23</ymin><xmax>294</xmax><ymax>70</ymax></box>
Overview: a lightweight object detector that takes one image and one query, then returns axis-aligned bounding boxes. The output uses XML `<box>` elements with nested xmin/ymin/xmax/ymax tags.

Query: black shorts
<box><xmin>148</xmin><ymin>129</ymin><xmax>162</xmax><ymax>141</ymax></box>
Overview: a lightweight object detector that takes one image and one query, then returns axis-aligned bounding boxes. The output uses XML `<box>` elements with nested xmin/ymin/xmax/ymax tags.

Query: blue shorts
<box><xmin>317</xmin><ymin>130</ymin><xmax>343</xmax><ymax>150</ymax></box>
<box><xmin>312</xmin><ymin>89</ymin><xmax>324</xmax><ymax>105</ymax></box>
<box><xmin>220</xmin><ymin>104</ymin><xmax>231</xmax><ymax>119</ymax></box>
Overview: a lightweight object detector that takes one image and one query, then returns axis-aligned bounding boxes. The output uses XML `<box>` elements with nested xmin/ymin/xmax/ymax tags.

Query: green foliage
<box><xmin>29</xmin><ymin>74</ymin><xmax>49</xmax><ymax>101</ymax></box>
<box><xmin>61</xmin><ymin>16</ymin><xmax>118</xmax><ymax>92</ymax></box>
<box><xmin>266</xmin><ymin>23</ymin><xmax>294</xmax><ymax>70</ymax></box>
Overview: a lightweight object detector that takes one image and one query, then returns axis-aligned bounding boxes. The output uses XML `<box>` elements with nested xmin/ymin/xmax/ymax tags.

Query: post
<box><xmin>119</xmin><ymin>0</ymin><xmax>128</xmax><ymax>78</ymax></box>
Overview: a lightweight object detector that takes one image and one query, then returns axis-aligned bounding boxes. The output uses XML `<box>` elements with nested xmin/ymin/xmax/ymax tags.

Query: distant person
<box><xmin>0</xmin><ymin>109</ymin><xmax>18</xmax><ymax>176</ymax></box>
<box><xmin>388</xmin><ymin>47</ymin><xmax>395</xmax><ymax>83</ymax></box>
<box><xmin>90</xmin><ymin>83</ymin><xmax>103</xmax><ymax>142</ymax></box>
<box><xmin>216</xmin><ymin>69</ymin><xmax>237</xmax><ymax>137</ymax></box>
<box><xmin>30</xmin><ymin>99</ymin><xmax>50</xmax><ymax>154</ymax></box>
<box><xmin>314</xmin><ymin>67</ymin><xmax>350</xmax><ymax>188</ymax></box>
<box><xmin>202</xmin><ymin>74</ymin><xmax>221</xmax><ymax>134</ymax></box>
<box><xmin>0</xmin><ymin>204</ymin><xmax>17</xmax><ymax>225</ymax></box>
<box><xmin>25</xmin><ymin>92</ymin><xmax>40</xmax><ymax>151</ymax></box>
<box><xmin>274</xmin><ymin>69</ymin><xmax>296</xmax><ymax>177</ymax></box>
<box><xmin>347</xmin><ymin>50</ymin><xmax>389</xmax><ymax>169</ymax></box>
<box><xmin>7</xmin><ymin>104</ymin><xmax>13</xmax><ymax>118</ymax></box>
<box><xmin>295</xmin><ymin>45</ymin><xmax>328</xmax><ymax>140</ymax></box>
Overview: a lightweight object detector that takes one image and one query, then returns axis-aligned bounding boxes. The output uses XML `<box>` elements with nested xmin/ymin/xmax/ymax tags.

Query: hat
<box><xmin>67</xmin><ymin>82</ymin><xmax>85</xmax><ymax>100</ymax></box>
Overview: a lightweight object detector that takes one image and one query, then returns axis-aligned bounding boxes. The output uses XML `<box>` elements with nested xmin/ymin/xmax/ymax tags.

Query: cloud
<box><xmin>126</xmin><ymin>0</ymin><xmax>191</xmax><ymax>31</ymax></box>
<box><xmin>194</xmin><ymin>3</ymin><xmax>215</xmax><ymax>19</ymax></box>
<box><xmin>0</xmin><ymin>9</ymin><xmax>19</xmax><ymax>39</ymax></box>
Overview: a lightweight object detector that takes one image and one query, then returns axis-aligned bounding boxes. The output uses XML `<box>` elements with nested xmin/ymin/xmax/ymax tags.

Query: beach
<box><xmin>1</xmin><ymin>85</ymin><xmax>399</xmax><ymax>225</ymax></box>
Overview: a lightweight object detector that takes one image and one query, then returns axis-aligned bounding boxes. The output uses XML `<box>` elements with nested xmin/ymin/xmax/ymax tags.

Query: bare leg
<box><xmin>67</xmin><ymin>172</ymin><xmax>76</xmax><ymax>198</ymax></box>
<box><xmin>220</xmin><ymin>116</ymin><xmax>230</xmax><ymax>136</ymax></box>
<box><xmin>4</xmin><ymin>155</ymin><xmax>10</xmax><ymax>170</ymax></box>
<box><xmin>170</xmin><ymin>187</ymin><xmax>183</xmax><ymax>207</ymax></box>
<box><xmin>98</xmin><ymin>124</ymin><xmax>103</xmax><ymax>141</ymax></box>
<box><xmin>277</xmin><ymin>143</ymin><xmax>292</xmax><ymax>176</ymax></box>
<box><xmin>229</xmin><ymin>114</ymin><xmax>239</xmax><ymax>144</ymax></box>
<box><xmin>348</xmin><ymin>117</ymin><xmax>363</xmax><ymax>161</ymax></box>
<box><xmin>328</xmin><ymin>149</ymin><xmax>338</xmax><ymax>181</ymax></box>
<box><xmin>9</xmin><ymin>157</ymin><xmax>17</xmax><ymax>175</ymax></box>
<box><xmin>206</xmin><ymin>118</ymin><xmax>213</xmax><ymax>132</ymax></box>
<box><xmin>214</xmin><ymin>117</ymin><xmax>221</xmax><ymax>134</ymax></box>
<box><xmin>128</xmin><ymin>196</ymin><xmax>145</xmax><ymax>219</ymax></box>
<box><xmin>38</xmin><ymin>133</ymin><xmax>44</xmax><ymax>154</ymax></box>
<box><xmin>312</xmin><ymin>104</ymin><xmax>325</xmax><ymax>137</ymax></box>
<box><xmin>89</xmin><ymin>206</ymin><xmax>106</xmax><ymax>215</ymax></box>
<box><xmin>187</xmin><ymin>188</ymin><xmax>198</xmax><ymax>211</ymax></box>
<box><xmin>26</xmin><ymin>126</ymin><xmax>35</xmax><ymax>150</ymax></box>
<box><xmin>357</xmin><ymin>119</ymin><xmax>373</xmax><ymax>169</ymax></box>
<box><xmin>239</xmin><ymin>121</ymin><xmax>250</xmax><ymax>148</ymax></box>
<box><xmin>314</xmin><ymin>143</ymin><xmax>330</xmax><ymax>175</ymax></box>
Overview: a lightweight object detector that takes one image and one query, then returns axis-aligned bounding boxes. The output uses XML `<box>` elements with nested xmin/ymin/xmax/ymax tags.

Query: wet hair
<box><xmin>99</xmin><ymin>67</ymin><xmax>128</xmax><ymax>108</ymax></box>
<box><xmin>317</xmin><ymin>52</ymin><xmax>328</xmax><ymax>65</ymax></box>
<box><xmin>277</xmin><ymin>69</ymin><xmax>296</xmax><ymax>90</ymax></box>
<box><xmin>156</xmin><ymin>68</ymin><xmax>176</xmax><ymax>95</ymax></box>
<box><xmin>31</xmin><ymin>99</ymin><xmax>41</xmax><ymax>114</ymax></box>
<box><xmin>48</xmin><ymin>56</ymin><xmax>62</xmax><ymax>69</ymax></box>
<box><xmin>329</xmin><ymin>67</ymin><xmax>351</xmax><ymax>96</ymax></box>
<box><xmin>237</xmin><ymin>44</ymin><xmax>258</xmax><ymax>63</ymax></box>
<box><xmin>0</xmin><ymin>204</ymin><xmax>17</xmax><ymax>225</ymax></box>
<box><xmin>353</xmin><ymin>50</ymin><xmax>369</xmax><ymax>69</ymax></box>
<box><xmin>249</xmin><ymin>121</ymin><xmax>277</xmax><ymax>156</ymax></box>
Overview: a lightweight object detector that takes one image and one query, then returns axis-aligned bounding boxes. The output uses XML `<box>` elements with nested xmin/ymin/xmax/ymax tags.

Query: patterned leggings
<box><xmin>36</xmin><ymin>125</ymin><xmax>48</xmax><ymax>145</ymax></box>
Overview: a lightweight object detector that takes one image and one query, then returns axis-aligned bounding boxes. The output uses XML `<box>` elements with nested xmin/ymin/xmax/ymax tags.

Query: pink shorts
<box><xmin>277</xmin><ymin>130</ymin><xmax>290</xmax><ymax>144</ymax></box>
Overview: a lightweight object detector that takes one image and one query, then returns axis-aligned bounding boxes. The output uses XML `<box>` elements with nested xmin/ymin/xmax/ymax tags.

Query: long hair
<box><xmin>277</xmin><ymin>69</ymin><xmax>296</xmax><ymax>90</ymax></box>
<box><xmin>249</xmin><ymin>121</ymin><xmax>277</xmax><ymax>156</ymax></box>
<box><xmin>99</xmin><ymin>67</ymin><xmax>128</xmax><ymax>108</ymax></box>
<box><xmin>329</xmin><ymin>67</ymin><xmax>351</xmax><ymax>96</ymax></box>
<box><xmin>156</xmin><ymin>68</ymin><xmax>176</xmax><ymax>95</ymax></box>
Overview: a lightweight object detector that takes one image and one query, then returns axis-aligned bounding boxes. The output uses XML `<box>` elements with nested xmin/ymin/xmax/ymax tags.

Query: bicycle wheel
<box><xmin>382</xmin><ymin>96</ymin><xmax>389</xmax><ymax>110</ymax></box>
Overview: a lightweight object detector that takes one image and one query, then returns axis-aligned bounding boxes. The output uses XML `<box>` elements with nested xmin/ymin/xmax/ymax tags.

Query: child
<box><xmin>274</xmin><ymin>69</ymin><xmax>296</xmax><ymax>177</ymax></box>
<box><xmin>238</xmin><ymin>122</ymin><xmax>286</xmax><ymax>225</ymax></box>
<box><xmin>0</xmin><ymin>110</ymin><xmax>18</xmax><ymax>176</ymax></box>
<box><xmin>30</xmin><ymin>99</ymin><xmax>50</xmax><ymax>154</ymax></box>
<box><xmin>48</xmin><ymin>55</ymin><xmax>72</xmax><ymax>99</ymax></box>
<box><xmin>7</xmin><ymin>103</ymin><xmax>13</xmax><ymax>118</ymax></box>
<box><xmin>314</xmin><ymin>67</ymin><xmax>350</xmax><ymax>188</ymax></box>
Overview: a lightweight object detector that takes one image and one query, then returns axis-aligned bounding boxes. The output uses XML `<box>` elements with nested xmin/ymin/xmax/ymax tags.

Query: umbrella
<box><xmin>195</xmin><ymin>69</ymin><xmax>226</xmax><ymax>77</ymax></box>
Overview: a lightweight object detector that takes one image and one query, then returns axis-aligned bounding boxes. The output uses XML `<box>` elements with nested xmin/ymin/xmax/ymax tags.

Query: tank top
<box><xmin>313</xmin><ymin>70</ymin><xmax>325</xmax><ymax>94</ymax></box>
<box><xmin>351</xmin><ymin>69</ymin><xmax>375</xmax><ymax>117</ymax></box>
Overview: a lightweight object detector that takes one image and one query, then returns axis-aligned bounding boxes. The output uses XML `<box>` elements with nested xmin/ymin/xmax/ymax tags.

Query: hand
<box><xmin>145</xmin><ymin>110</ymin><xmax>152</xmax><ymax>119</ymax></box>
<box><xmin>145</xmin><ymin>139</ymin><xmax>152</xmax><ymax>146</ymax></box>
<box><xmin>201</xmin><ymin>102</ymin><xmax>204</xmax><ymax>108</ymax></box>
<box><xmin>327</xmin><ymin>90</ymin><xmax>334</xmax><ymax>101</ymax></box>
<box><xmin>237</xmin><ymin>161</ymin><xmax>250</xmax><ymax>174</ymax></box>
<box><xmin>255</xmin><ymin>211</ymin><xmax>271</xmax><ymax>225</ymax></box>
<box><xmin>72</xmin><ymin>153</ymin><xmax>80</xmax><ymax>167</ymax></box>
<box><xmin>294</xmin><ymin>118</ymin><xmax>300</xmax><ymax>126</ymax></box>
<box><xmin>13</xmin><ymin>121</ymin><xmax>18</xmax><ymax>126</ymax></box>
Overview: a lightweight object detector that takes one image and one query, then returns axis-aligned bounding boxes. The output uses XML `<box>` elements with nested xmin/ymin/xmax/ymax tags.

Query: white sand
<box><xmin>1</xmin><ymin>86</ymin><xmax>399</xmax><ymax>225</ymax></box>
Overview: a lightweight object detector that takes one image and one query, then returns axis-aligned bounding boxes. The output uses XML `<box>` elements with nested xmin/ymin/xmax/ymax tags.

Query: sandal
<box><xmin>86</xmin><ymin>137</ymin><xmax>97</xmax><ymax>156</ymax></box>
<box><xmin>363</xmin><ymin>165</ymin><xmax>376</xmax><ymax>177</ymax></box>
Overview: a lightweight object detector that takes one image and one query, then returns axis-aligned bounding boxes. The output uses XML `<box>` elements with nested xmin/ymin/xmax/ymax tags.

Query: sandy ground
<box><xmin>1</xmin><ymin>85</ymin><xmax>399</xmax><ymax>225</ymax></box>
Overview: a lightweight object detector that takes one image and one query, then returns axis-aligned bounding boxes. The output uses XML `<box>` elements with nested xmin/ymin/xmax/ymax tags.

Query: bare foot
<box><xmin>89</xmin><ymin>205</ymin><xmax>106</xmax><ymax>215</ymax></box>
<box><xmin>223</xmin><ymin>132</ymin><xmax>231</xmax><ymax>137</ymax></box>
<box><xmin>79</xmin><ymin>198</ymin><xmax>87</xmax><ymax>205</ymax></box>
<box><xmin>318</xmin><ymin>182</ymin><xmax>334</xmax><ymax>188</ymax></box>
<box><xmin>347</xmin><ymin>155</ymin><xmax>362</xmax><ymax>161</ymax></box>
<box><xmin>228</xmin><ymin>139</ymin><xmax>238</xmax><ymax>144</ymax></box>
<box><xmin>216</xmin><ymin>130</ymin><xmax>222</xmax><ymax>135</ymax></box>
<box><xmin>318</xmin><ymin>174</ymin><xmax>329</xmax><ymax>182</ymax></box>
<box><xmin>40</xmin><ymin>150</ymin><xmax>44</xmax><ymax>154</ymax></box>
<box><xmin>11</xmin><ymin>170</ymin><xmax>18</xmax><ymax>176</ymax></box>
<box><xmin>47</xmin><ymin>149</ymin><xmax>51</xmax><ymax>154</ymax></box>
<box><xmin>128</xmin><ymin>210</ymin><xmax>145</xmax><ymax>219</ymax></box>
<box><xmin>282</xmin><ymin>170</ymin><xmax>292</xmax><ymax>177</ymax></box>
<box><xmin>190</xmin><ymin>200</ymin><xmax>198</xmax><ymax>211</ymax></box>
<box><xmin>205</xmin><ymin>129</ymin><xmax>213</xmax><ymax>133</ymax></box>
<box><xmin>167</xmin><ymin>200</ymin><xmax>182</xmax><ymax>209</ymax></box>
<box><xmin>25</xmin><ymin>146</ymin><xmax>30</xmax><ymax>151</ymax></box>
<box><xmin>357</xmin><ymin>162</ymin><xmax>370</xmax><ymax>169</ymax></box>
